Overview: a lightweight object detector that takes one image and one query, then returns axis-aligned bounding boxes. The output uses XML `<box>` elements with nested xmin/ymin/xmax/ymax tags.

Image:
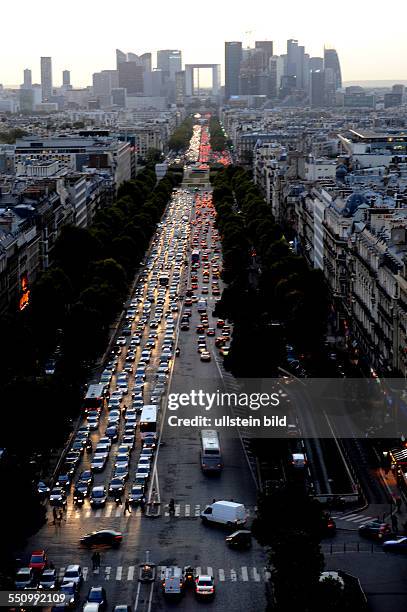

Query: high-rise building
<box><xmin>140</xmin><ymin>53</ymin><xmax>152</xmax><ymax>73</ymax></box>
<box><xmin>62</xmin><ymin>70</ymin><xmax>70</xmax><ymax>87</ymax></box>
<box><xmin>225</xmin><ymin>41</ymin><xmax>242</xmax><ymax>100</ymax></box>
<box><xmin>392</xmin><ymin>84</ymin><xmax>405</xmax><ymax>97</ymax></box>
<box><xmin>118</xmin><ymin>62</ymin><xmax>144</xmax><ymax>94</ymax></box>
<box><xmin>309</xmin><ymin>57</ymin><xmax>324</xmax><ymax>71</ymax></box>
<box><xmin>111</xmin><ymin>88</ymin><xmax>127</xmax><ymax>107</ymax></box>
<box><xmin>310</xmin><ymin>70</ymin><xmax>325</xmax><ymax>107</ymax></box>
<box><xmin>23</xmin><ymin>69</ymin><xmax>32</xmax><ymax>89</ymax></box>
<box><xmin>324</xmin><ymin>48</ymin><xmax>342</xmax><ymax>90</ymax></box>
<box><xmin>40</xmin><ymin>56</ymin><xmax>53</xmax><ymax>101</ymax></box>
<box><xmin>157</xmin><ymin>50</ymin><xmax>182</xmax><ymax>80</ymax></box>
<box><xmin>175</xmin><ymin>70</ymin><xmax>186</xmax><ymax>105</ymax></box>
<box><xmin>286</xmin><ymin>39</ymin><xmax>299</xmax><ymax>79</ymax></box>
<box><xmin>255</xmin><ymin>41</ymin><xmax>274</xmax><ymax>67</ymax></box>
<box><xmin>116</xmin><ymin>49</ymin><xmax>127</xmax><ymax>69</ymax></box>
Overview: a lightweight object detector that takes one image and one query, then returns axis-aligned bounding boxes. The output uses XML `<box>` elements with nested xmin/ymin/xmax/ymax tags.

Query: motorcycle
<box><xmin>74</xmin><ymin>494</ymin><xmax>84</xmax><ymax>507</ymax></box>
<box><xmin>184</xmin><ymin>566</ymin><xmax>195</xmax><ymax>586</ymax></box>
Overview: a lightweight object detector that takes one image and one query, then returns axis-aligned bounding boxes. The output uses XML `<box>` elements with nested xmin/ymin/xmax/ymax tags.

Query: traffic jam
<box><xmin>15</xmin><ymin>123</ymin><xmax>250</xmax><ymax>609</ymax></box>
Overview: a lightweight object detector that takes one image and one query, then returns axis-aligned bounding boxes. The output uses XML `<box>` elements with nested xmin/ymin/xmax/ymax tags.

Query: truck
<box><xmin>201</xmin><ymin>501</ymin><xmax>247</xmax><ymax>527</ymax></box>
<box><xmin>197</xmin><ymin>298</ymin><xmax>207</xmax><ymax>313</ymax></box>
<box><xmin>161</xmin><ymin>566</ymin><xmax>185</xmax><ymax>599</ymax></box>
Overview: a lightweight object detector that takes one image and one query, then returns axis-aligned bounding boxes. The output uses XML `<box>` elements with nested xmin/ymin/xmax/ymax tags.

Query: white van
<box><xmin>201</xmin><ymin>501</ymin><xmax>247</xmax><ymax>527</ymax></box>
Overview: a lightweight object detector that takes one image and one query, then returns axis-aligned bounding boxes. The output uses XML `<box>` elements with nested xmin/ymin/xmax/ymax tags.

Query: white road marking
<box><xmin>252</xmin><ymin>568</ymin><xmax>261</xmax><ymax>582</ymax></box>
<box><xmin>218</xmin><ymin>569</ymin><xmax>225</xmax><ymax>582</ymax></box>
<box><xmin>105</xmin><ymin>504</ymin><xmax>113</xmax><ymax>517</ymax></box>
<box><xmin>105</xmin><ymin>566</ymin><xmax>111</xmax><ymax>580</ymax></box>
<box><xmin>115</xmin><ymin>507</ymin><xmax>122</xmax><ymax>517</ymax></box>
<box><xmin>175</xmin><ymin>504</ymin><xmax>180</xmax><ymax>516</ymax></box>
<box><xmin>195</xmin><ymin>566</ymin><xmax>201</xmax><ymax>575</ymax></box>
<box><xmin>127</xmin><ymin>566</ymin><xmax>135</xmax><ymax>581</ymax></box>
<box><xmin>185</xmin><ymin>504</ymin><xmax>190</xmax><ymax>516</ymax></box>
<box><xmin>82</xmin><ymin>567</ymin><xmax>88</xmax><ymax>581</ymax></box>
<box><xmin>207</xmin><ymin>566</ymin><xmax>213</xmax><ymax>577</ymax></box>
<box><xmin>241</xmin><ymin>567</ymin><xmax>249</xmax><ymax>581</ymax></box>
<box><xmin>230</xmin><ymin>569</ymin><xmax>237</xmax><ymax>582</ymax></box>
<box><xmin>194</xmin><ymin>504</ymin><xmax>201</xmax><ymax>516</ymax></box>
<box><xmin>116</xmin><ymin>566</ymin><xmax>122</xmax><ymax>581</ymax></box>
<box><xmin>95</xmin><ymin>509</ymin><xmax>102</xmax><ymax>517</ymax></box>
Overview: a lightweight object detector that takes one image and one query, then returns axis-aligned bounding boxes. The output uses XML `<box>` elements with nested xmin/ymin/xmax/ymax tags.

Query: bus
<box><xmin>191</xmin><ymin>249</ymin><xmax>200</xmax><ymax>265</ymax></box>
<box><xmin>140</xmin><ymin>405</ymin><xmax>158</xmax><ymax>439</ymax></box>
<box><xmin>200</xmin><ymin>430</ymin><xmax>223</xmax><ymax>473</ymax></box>
<box><xmin>83</xmin><ymin>384</ymin><xmax>107</xmax><ymax>413</ymax></box>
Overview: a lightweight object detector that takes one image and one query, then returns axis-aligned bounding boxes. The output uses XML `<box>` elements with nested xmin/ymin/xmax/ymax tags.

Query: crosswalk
<box><xmin>61</xmin><ymin>502</ymin><xmax>253</xmax><ymax>520</ymax></box>
<box><xmin>332</xmin><ymin>512</ymin><xmax>378</xmax><ymax>525</ymax></box>
<box><xmin>56</xmin><ymin>565</ymin><xmax>269</xmax><ymax>584</ymax></box>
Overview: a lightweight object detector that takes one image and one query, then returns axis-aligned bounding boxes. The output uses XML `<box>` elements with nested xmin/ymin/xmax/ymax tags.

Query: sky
<box><xmin>1</xmin><ymin>0</ymin><xmax>406</xmax><ymax>87</ymax></box>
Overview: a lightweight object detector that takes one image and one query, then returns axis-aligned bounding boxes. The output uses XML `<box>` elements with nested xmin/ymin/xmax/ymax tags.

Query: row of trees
<box><xmin>168</xmin><ymin>116</ymin><xmax>194</xmax><ymax>151</ymax></box>
<box><xmin>253</xmin><ymin>485</ymin><xmax>352</xmax><ymax>611</ymax></box>
<box><xmin>0</xmin><ymin>167</ymin><xmax>181</xmax><ymax>578</ymax></box>
<box><xmin>211</xmin><ymin>166</ymin><xmax>329</xmax><ymax>376</ymax></box>
<box><xmin>209</xmin><ymin>116</ymin><xmax>228</xmax><ymax>151</ymax></box>
<box><xmin>0</xmin><ymin>127</ymin><xmax>27</xmax><ymax>143</ymax></box>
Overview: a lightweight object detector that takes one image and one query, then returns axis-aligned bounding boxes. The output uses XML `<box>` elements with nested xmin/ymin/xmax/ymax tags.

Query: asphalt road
<box><xmin>21</xmin><ymin>167</ymin><xmax>266</xmax><ymax>611</ymax></box>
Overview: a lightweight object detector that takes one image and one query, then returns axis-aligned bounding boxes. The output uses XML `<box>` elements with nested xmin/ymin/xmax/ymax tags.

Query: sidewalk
<box><xmin>335</xmin><ymin>467</ymin><xmax>407</xmax><ymax>532</ymax></box>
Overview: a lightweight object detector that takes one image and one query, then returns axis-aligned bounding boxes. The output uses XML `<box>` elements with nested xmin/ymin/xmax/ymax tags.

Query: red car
<box><xmin>29</xmin><ymin>550</ymin><xmax>48</xmax><ymax>572</ymax></box>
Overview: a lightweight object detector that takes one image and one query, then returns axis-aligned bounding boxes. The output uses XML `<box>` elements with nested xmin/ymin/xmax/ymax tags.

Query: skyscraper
<box><xmin>157</xmin><ymin>50</ymin><xmax>182</xmax><ymax>80</ymax></box>
<box><xmin>310</xmin><ymin>70</ymin><xmax>325</xmax><ymax>107</ymax></box>
<box><xmin>225</xmin><ymin>41</ymin><xmax>242</xmax><ymax>100</ymax></box>
<box><xmin>255</xmin><ymin>41</ymin><xmax>274</xmax><ymax>68</ymax></box>
<box><xmin>116</xmin><ymin>49</ymin><xmax>127</xmax><ymax>69</ymax></box>
<box><xmin>286</xmin><ymin>39</ymin><xmax>299</xmax><ymax>79</ymax></box>
<box><xmin>324</xmin><ymin>48</ymin><xmax>342</xmax><ymax>90</ymax></box>
<box><xmin>62</xmin><ymin>70</ymin><xmax>70</xmax><ymax>87</ymax></box>
<box><xmin>40</xmin><ymin>56</ymin><xmax>53</xmax><ymax>101</ymax></box>
<box><xmin>118</xmin><ymin>62</ymin><xmax>144</xmax><ymax>94</ymax></box>
<box><xmin>23</xmin><ymin>69</ymin><xmax>32</xmax><ymax>89</ymax></box>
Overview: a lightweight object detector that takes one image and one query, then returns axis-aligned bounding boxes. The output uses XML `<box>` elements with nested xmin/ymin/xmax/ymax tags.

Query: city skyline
<box><xmin>1</xmin><ymin>0</ymin><xmax>407</xmax><ymax>86</ymax></box>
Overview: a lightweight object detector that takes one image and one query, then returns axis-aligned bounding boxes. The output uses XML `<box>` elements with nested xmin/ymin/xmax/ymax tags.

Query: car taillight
<box><xmin>115</xmin><ymin>535</ymin><xmax>122</xmax><ymax>540</ymax></box>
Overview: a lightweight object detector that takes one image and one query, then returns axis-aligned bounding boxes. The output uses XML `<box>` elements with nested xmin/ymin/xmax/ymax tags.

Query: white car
<box><xmin>62</xmin><ymin>565</ymin><xmax>83</xmax><ymax>587</ymax></box>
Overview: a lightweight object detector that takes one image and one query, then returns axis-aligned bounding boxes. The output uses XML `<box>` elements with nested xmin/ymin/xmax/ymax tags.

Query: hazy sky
<box><xmin>1</xmin><ymin>0</ymin><xmax>406</xmax><ymax>86</ymax></box>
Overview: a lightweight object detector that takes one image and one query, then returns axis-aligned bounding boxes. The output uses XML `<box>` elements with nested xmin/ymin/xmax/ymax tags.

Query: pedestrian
<box><xmin>91</xmin><ymin>551</ymin><xmax>100</xmax><ymax>570</ymax></box>
<box><xmin>140</xmin><ymin>497</ymin><xmax>146</xmax><ymax>512</ymax></box>
<box><xmin>124</xmin><ymin>499</ymin><xmax>131</xmax><ymax>515</ymax></box>
<box><xmin>396</xmin><ymin>497</ymin><xmax>402</xmax><ymax>513</ymax></box>
<box><xmin>58</xmin><ymin>509</ymin><xmax>65</xmax><ymax>523</ymax></box>
<box><xmin>52</xmin><ymin>507</ymin><xmax>58</xmax><ymax>525</ymax></box>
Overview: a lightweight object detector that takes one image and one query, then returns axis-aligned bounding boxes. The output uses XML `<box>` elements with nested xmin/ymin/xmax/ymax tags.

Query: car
<box><xmin>15</xmin><ymin>567</ymin><xmax>34</xmax><ymax>589</ymax></box>
<box><xmin>122</xmin><ymin>435</ymin><xmax>135</xmax><ymax>449</ymax></box>
<box><xmin>90</xmin><ymin>453</ymin><xmax>108</xmax><ymax>472</ymax></box>
<box><xmin>75</xmin><ymin>481</ymin><xmax>91</xmax><ymax>497</ymax></box>
<box><xmin>98</xmin><ymin>437</ymin><xmax>112</xmax><ymax>449</ymax></box>
<box><xmin>60</xmin><ymin>582</ymin><xmax>79</xmax><ymax>607</ymax></box>
<box><xmin>90</xmin><ymin>486</ymin><xmax>107</xmax><ymax>507</ymax></box>
<box><xmin>56</xmin><ymin>474</ymin><xmax>71</xmax><ymax>489</ymax></box>
<box><xmin>62</xmin><ymin>565</ymin><xmax>83</xmax><ymax>587</ymax></box>
<box><xmin>225</xmin><ymin>530</ymin><xmax>252</xmax><ymax>549</ymax></box>
<box><xmin>358</xmin><ymin>520</ymin><xmax>391</xmax><ymax>541</ymax></box>
<box><xmin>116</xmin><ymin>337</ymin><xmax>126</xmax><ymax>346</ymax></box>
<box><xmin>37</xmin><ymin>481</ymin><xmax>50</xmax><ymax>498</ymax></box>
<box><xmin>114</xmin><ymin>465</ymin><xmax>129</xmax><ymax>481</ymax></box>
<box><xmin>80</xmin><ymin>530</ymin><xmax>123</xmax><ymax>548</ymax></box>
<box><xmin>206</xmin><ymin>328</ymin><xmax>215</xmax><ymax>336</ymax></box>
<box><xmin>29</xmin><ymin>549</ymin><xmax>48</xmax><ymax>572</ymax></box>
<box><xmin>128</xmin><ymin>484</ymin><xmax>145</xmax><ymax>505</ymax></box>
<box><xmin>105</xmin><ymin>425</ymin><xmax>119</xmax><ymax>442</ymax></box>
<box><xmin>114</xmin><ymin>455</ymin><xmax>129</xmax><ymax>468</ymax></box>
<box><xmin>200</xmin><ymin>351</ymin><xmax>211</xmax><ymax>362</ymax></box>
<box><xmin>108</xmin><ymin>477</ymin><xmax>126</xmax><ymax>496</ymax></box>
<box><xmin>107</xmin><ymin>410</ymin><xmax>121</xmax><ymax>425</ymax></box>
<box><xmin>195</xmin><ymin>574</ymin><xmax>215</xmax><ymax>598</ymax></box>
<box><xmin>83</xmin><ymin>603</ymin><xmax>101</xmax><ymax>612</ymax></box>
<box><xmin>86</xmin><ymin>587</ymin><xmax>107</xmax><ymax>610</ymax></box>
<box><xmin>49</xmin><ymin>487</ymin><xmax>67</xmax><ymax>506</ymax></box>
<box><xmin>113</xmin><ymin>607</ymin><xmax>131</xmax><ymax>612</ymax></box>
<box><xmin>39</xmin><ymin>568</ymin><xmax>57</xmax><ymax>589</ymax></box>
<box><xmin>117</xmin><ymin>444</ymin><xmax>131</xmax><ymax>456</ymax></box>
<box><xmin>383</xmin><ymin>537</ymin><xmax>407</xmax><ymax>552</ymax></box>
